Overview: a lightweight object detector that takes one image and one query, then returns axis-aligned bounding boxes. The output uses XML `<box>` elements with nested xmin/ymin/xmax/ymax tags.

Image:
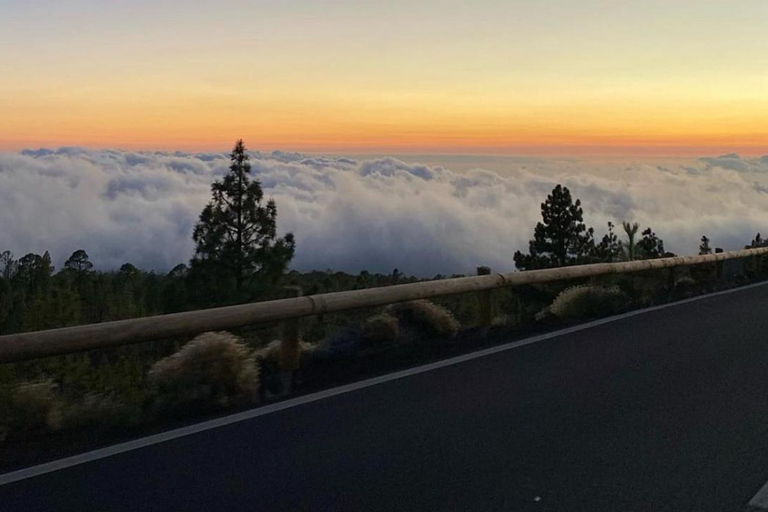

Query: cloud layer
<box><xmin>1</xmin><ymin>148</ymin><xmax>768</xmax><ymax>276</ymax></box>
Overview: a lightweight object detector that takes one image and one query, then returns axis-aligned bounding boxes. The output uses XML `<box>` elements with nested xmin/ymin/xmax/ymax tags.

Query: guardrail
<box><xmin>1</xmin><ymin>247</ymin><xmax>767</xmax><ymax>364</ymax></box>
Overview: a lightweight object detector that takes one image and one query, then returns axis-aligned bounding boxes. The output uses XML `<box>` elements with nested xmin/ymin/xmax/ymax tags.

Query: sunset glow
<box><xmin>3</xmin><ymin>0</ymin><xmax>768</xmax><ymax>155</ymax></box>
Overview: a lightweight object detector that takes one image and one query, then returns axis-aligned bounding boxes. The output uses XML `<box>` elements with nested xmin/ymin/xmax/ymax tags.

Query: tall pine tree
<box><xmin>192</xmin><ymin>140</ymin><xmax>295</xmax><ymax>302</ymax></box>
<box><xmin>514</xmin><ymin>184</ymin><xmax>594</xmax><ymax>270</ymax></box>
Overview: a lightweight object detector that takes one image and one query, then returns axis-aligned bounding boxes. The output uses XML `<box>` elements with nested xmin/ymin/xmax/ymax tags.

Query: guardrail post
<box><xmin>477</xmin><ymin>266</ymin><xmax>493</xmax><ymax>327</ymax></box>
<box><xmin>279</xmin><ymin>286</ymin><xmax>303</xmax><ymax>392</ymax></box>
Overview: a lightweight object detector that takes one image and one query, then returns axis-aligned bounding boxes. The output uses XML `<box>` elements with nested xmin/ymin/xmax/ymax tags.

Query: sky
<box><xmin>3</xmin><ymin>0</ymin><xmax>768</xmax><ymax>155</ymax></box>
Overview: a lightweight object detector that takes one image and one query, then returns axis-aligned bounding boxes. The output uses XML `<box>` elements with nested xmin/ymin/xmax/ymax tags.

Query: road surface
<box><xmin>4</xmin><ymin>283</ymin><xmax>768</xmax><ymax>511</ymax></box>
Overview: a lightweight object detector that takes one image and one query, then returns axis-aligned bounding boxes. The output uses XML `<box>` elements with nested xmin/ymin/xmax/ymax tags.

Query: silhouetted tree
<box><xmin>65</xmin><ymin>250</ymin><xmax>93</xmax><ymax>274</ymax></box>
<box><xmin>596</xmin><ymin>222</ymin><xmax>622</xmax><ymax>262</ymax></box>
<box><xmin>748</xmin><ymin>233</ymin><xmax>765</xmax><ymax>248</ymax></box>
<box><xmin>514</xmin><ymin>185</ymin><xmax>593</xmax><ymax>270</ymax></box>
<box><xmin>637</xmin><ymin>227</ymin><xmax>665</xmax><ymax>259</ymax></box>
<box><xmin>191</xmin><ymin>140</ymin><xmax>295</xmax><ymax>302</ymax></box>
<box><xmin>16</xmin><ymin>252</ymin><xmax>53</xmax><ymax>294</ymax></box>
<box><xmin>699</xmin><ymin>235</ymin><xmax>712</xmax><ymax>255</ymax></box>
<box><xmin>64</xmin><ymin>250</ymin><xmax>93</xmax><ymax>292</ymax></box>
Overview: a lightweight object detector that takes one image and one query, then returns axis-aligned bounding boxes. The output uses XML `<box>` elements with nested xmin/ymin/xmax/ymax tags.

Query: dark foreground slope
<box><xmin>4</xmin><ymin>283</ymin><xmax>768</xmax><ymax>511</ymax></box>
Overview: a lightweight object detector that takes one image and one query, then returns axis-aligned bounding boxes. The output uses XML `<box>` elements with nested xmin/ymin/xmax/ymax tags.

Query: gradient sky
<box><xmin>2</xmin><ymin>0</ymin><xmax>768</xmax><ymax>155</ymax></box>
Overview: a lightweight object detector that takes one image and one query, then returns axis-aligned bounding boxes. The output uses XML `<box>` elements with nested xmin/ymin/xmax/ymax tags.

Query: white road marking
<box><xmin>749</xmin><ymin>479</ymin><xmax>768</xmax><ymax>510</ymax></box>
<box><xmin>2</xmin><ymin>280</ymin><xmax>768</xmax><ymax>488</ymax></box>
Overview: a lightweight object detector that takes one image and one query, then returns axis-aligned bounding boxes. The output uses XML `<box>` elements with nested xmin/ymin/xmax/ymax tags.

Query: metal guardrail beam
<box><xmin>1</xmin><ymin>247</ymin><xmax>767</xmax><ymax>363</ymax></box>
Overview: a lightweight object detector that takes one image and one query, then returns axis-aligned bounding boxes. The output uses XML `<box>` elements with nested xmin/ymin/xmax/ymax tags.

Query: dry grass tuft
<box><xmin>148</xmin><ymin>331</ymin><xmax>259</xmax><ymax>408</ymax></box>
<box><xmin>548</xmin><ymin>285</ymin><xmax>630</xmax><ymax>320</ymax></box>
<box><xmin>386</xmin><ymin>300</ymin><xmax>460</xmax><ymax>337</ymax></box>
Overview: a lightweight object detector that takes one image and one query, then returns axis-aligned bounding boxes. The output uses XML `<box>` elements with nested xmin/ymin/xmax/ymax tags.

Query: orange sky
<box><xmin>3</xmin><ymin>0</ymin><xmax>768</xmax><ymax>156</ymax></box>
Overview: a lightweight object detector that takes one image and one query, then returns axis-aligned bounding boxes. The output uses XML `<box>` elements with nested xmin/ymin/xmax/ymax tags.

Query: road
<box><xmin>4</xmin><ymin>283</ymin><xmax>768</xmax><ymax>511</ymax></box>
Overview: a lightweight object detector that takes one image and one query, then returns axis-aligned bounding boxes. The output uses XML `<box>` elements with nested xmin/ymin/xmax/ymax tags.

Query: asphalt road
<box><xmin>4</xmin><ymin>284</ymin><xmax>768</xmax><ymax>511</ymax></box>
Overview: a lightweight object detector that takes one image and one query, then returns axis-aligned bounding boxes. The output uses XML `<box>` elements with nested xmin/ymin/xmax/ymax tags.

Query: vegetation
<box><xmin>148</xmin><ymin>332</ymin><xmax>260</xmax><ymax>410</ymax></box>
<box><xmin>386</xmin><ymin>300</ymin><xmax>460</xmax><ymax>338</ymax></box>
<box><xmin>514</xmin><ymin>185</ymin><xmax>668</xmax><ymax>270</ymax></box>
<box><xmin>191</xmin><ymin>140</ymin><xmax>295</xmax><ymax>304</ymax></box>
<box><xmin>514</xmin><ymin>185</ymin><xmax>594</xmax><ymax>270</ymax></box>
<box><xmin>699</xmin><ymin>235</ymin><xmax>712</xmax><ymax>255</ymax></box>
<box><xmin>621</xmin><ymin>222</ymin><xmax>640</xmax><ymax>261</ymax></box>
<box><xmin>546</xmin><ymin>285</ymin><xmax>631</xmax><ymax>320</ymax></box>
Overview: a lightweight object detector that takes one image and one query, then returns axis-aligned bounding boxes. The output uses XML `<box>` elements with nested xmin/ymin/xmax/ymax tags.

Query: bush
<box><xmin>386</xmin><ymin>300</ymin><xmax>460</xmax><ymax>337</ymax></box>
<box><xmin>362</xmin><ymin>314</ymin><xmax>400</xmax><ymax>345</ymax></box>
<box><xmin>4</xmin><ymin>380</ymin><xmax>63</xmax><ymax>438</ymax></box>
<box><xmin>548</xmin><ymin>285</ymin><xmax>630</xmax><ymax>320</ymax></box>
<box><xmin>148</xmin><ymin>332</ymin><xmax>259</xmax><ymax>409</ymax></box>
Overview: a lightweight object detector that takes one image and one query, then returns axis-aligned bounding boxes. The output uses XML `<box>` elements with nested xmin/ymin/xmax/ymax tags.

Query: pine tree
<box><xmin>513</xmin><ymin>184</ymin><xmax>594</xmax><ymax>270</ymax></box>
<box><xmin>65</xmin><ymin>250</ymin><xmax>93</xmax><ymax>275</ymax></box>
<box><xmin>64</xmin><ymin>249</ymin><xmax>94</xmax><ymax>294</ymax></box>
<box><xmin>192</xmin><ymin>140</ymin><xmax>295</xmax><ymax>300</ymax></box>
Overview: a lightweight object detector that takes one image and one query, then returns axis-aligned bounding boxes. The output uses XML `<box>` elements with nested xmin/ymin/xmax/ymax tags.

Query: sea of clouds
<box><xmin>1</xmin><ymin>148</ymin><xmax>768</xmax><ymax>276</ymax></box>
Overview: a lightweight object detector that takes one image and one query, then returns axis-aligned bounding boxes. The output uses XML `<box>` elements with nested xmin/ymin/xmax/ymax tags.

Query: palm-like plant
<box><xmin>622</xmin><ymin>221</ymin><xmax>640</xmax><ymax>261</ymax></box>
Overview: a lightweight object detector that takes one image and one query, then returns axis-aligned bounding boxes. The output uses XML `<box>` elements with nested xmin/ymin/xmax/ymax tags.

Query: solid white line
<box><xmin>749</xmin><ymin>479</ymin><xmax>768</xmax><ymax>510</ymax></box>
<box><xmin>2</xmin><ymin>280</ymin><xmax>768</xmax><ymax>488</ymax></box>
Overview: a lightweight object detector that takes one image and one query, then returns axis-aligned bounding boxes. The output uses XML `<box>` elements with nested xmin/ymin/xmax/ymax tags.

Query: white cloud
<box><xmin>1</xmin><ymin>148</ymin><xmax>768</xmax><ymax>276</ymax></box>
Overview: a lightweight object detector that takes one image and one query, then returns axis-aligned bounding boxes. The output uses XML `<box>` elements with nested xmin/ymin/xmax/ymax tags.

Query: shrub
<box><xmin>548</xmin><ymin>285</ymin><xmax>630</xmax><ymax>320</ymax></box>
<box><xmin>386</xmin><ymin>300</ymin><xmax>460</xmax><ymax>337</ymax></box>
<box><xmin>4</xmin><ymin>380</ymin><xmax>63</xmax><ymax>437</ymax></box>
<box><xmin>148</xmin><ymin>332</ymin><xmax>259</xmax><ymax>409</ymax></box>
<box><xmin>362</xmin><ymin>314</ymin><xmax>400</xmax><ymax>345</ymax></box>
